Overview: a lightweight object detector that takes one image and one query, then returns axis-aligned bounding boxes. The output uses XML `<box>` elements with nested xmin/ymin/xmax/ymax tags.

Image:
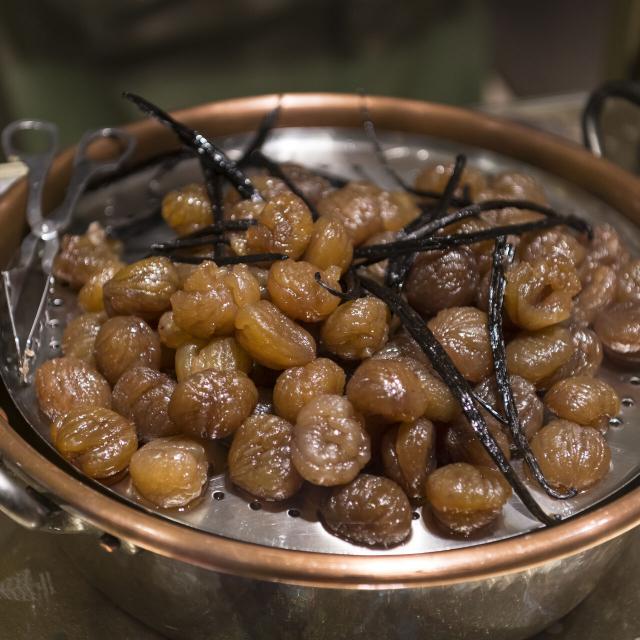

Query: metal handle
<box><xmin>1</xmin><ymin>120</ymin><xmax>59</xmax><ymax>233</ymax></box>
<box><xmin>49</xmin><ymin>127</ymin><xmax>136</xmax><ymax>232</ymax></box>
<box><xmin>582</xmin><ymin>80</ymin><xmax>640</xmax><ymax>160</ymax></box>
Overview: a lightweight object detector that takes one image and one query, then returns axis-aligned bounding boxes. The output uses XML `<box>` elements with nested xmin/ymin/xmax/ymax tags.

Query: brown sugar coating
<box><xmin>303</xmin><ymin>217</ymin><xmax>354</xmax><ymax>275</ymax></box>
<box><xmin>425</xmin><ymin>463</ymin><xmax>511</xmax><ymax>535</ymax></box>
<box><xmin>506</xmin><ymin>325</ymin><xmax>574</xmax><ymax>388</ymax></box>
<box><xmin>51</xmin><ymin>407</ymin><xmax>137</xmax><ymax>479</ymax></box>
<box><xmin>175</xmin><ymin>336</ymin><xmax>252</xmax><ymax>382</ymax></box>
<box><xmin>161</xmin><ymin>184</ymin><xmax>213</xmax><ymax>235</ymax></box>
<box><xmin>381</xmin><ymin>418</ymin><xmax>436</xmax><ymax>499</ymax></box>
<box><xmin>346</xmin><ymin>357</ymin><xmax>429</xmax><ymax>423</ymax></box>
<box><xmin>321</xmin><ymin>297</ymin><xmax>390</xmax><ymax>360</ymax></box>
<box><xmin>292</xmin><ymin>394</ymin><xmax>370</xmax><ymax>486</ymax></box>
<box><xmin>572</xmin><ymin>264</ymin><xmax>617</xmax><ymax>326</ymax></box>
<box><xmin>545</xmin><ymin>376</ymin><xmax>620</xmax><ymax>429</ymax></box>
<box><xmin>427</xmin><ymin>307</ymin><xmax>493</xmax><ymax>383</ymax></box>
<box><xmin>529</xmin><ymin>420</ymin><xmax>611</xmax><ymax>492</ymax></box>
<box><xmin>245</xmin><ymin>192</ymin><xmax>314</xmax><ymax>259</ymax></box>
<box><xmin>94</xmin><ymin>316</ymin><xmax>162</xmax><ymax>385</ymax></box>
<box><xmin>35</xmin><ymin>357</ymin><xmax>111</xmax><ymax>422</ymax></box>
<box><xmin>228</xmin><ymin>414</ymin><xmax>303</xmax><ymax>501</ymax></box>
<box><xmin>320</xmin><ymin>474</ymin><xmax>412</xmax><ymax>547</ymax></box>
<box><xmin>112</xmin><ymin>367</ymin><xmax>179</xmax><ymax>440</ymax></box>
<box><xmin>78</xmin><ymin>262</ymin><xmax>124</xmax><ymax>312</ymax></box>
<box><xmin>273</xmin><ymin>358</ymin><xmax>346</xmax><ymax>423</ymax></box>
<box><xmin>594</xmin><ymin>301</ymin><xmax>640</xmax><ymax>365</ymax></box>
<box><xmin>316</xmin><ymin>182</ymin><xmax>386</xmax><ymax>245</ymax></box>
<box><xmin>414</xmin><ymin>162</ymin><xmax>488</xmax><ymax>200</ymax></box>
<box><xmin>504</xmin><ymin>256</ymin><xmax>581</xmax><ymax>330</ymax></box>
<box><xmin>169</xmin><ymin>369</ymin><xmax>258</xmax><ymax>440</ymax></box>
<box><xmin>267</xmin><ymin>260</ymin><xmax>342</xmax><ymax>322</ymax></box>
<box><xmin>235</xmin><ymin>300</ymin><xmax>316</xmax><ymax>369</ymax></box>
<box><xmin>171</xmin><ymin>262</ymin><xmax>261</xmax><ymax>339</ymax></box>
<box><xmin>129</xmin><ymin>436</ymin><xmax>209</xmax><ymax>508</ymax></box>
<box><xmin>52</xmin><ymin>222</ymin><xmax>123</xmax><ymax>288</ymax></box>
<box><xmin>61</xmin><ymin>312</ymin><xmax>106</xmax><ymax>367</ymax></box>
<box><xmin>103</xmin><ymin>257</ymin><xmax>179</xmax><ymax>322</ymax></box>
<box><xmin>406</xmin><ymin>248</ymin><xmax>479</xmax><ymax>318</ymax></box>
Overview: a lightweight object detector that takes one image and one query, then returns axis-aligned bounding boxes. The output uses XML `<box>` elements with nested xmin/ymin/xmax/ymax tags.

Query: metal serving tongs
<box><xmin>1</xmin><ymin>120</ymin><xmax>135</xmax><ymax>384</ymax></box>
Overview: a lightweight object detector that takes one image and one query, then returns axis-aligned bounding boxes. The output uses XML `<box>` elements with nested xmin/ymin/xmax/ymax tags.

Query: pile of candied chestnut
<box><xmin>33</xmin><ymin>157</ymin><xmax>638</xmax><ymax>548</ymax></box>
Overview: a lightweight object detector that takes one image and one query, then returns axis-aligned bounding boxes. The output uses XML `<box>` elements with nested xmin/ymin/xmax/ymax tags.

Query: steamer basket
<box><xmin>1</xmin><ymin>93</ymin><xmax>640</xmax><ymax>640</ymax></box>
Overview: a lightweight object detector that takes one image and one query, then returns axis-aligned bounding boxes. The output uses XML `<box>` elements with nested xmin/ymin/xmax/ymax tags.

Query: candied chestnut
<box><xmin>406</xmin><ymin>248</ymin><xmax>479</xmax><ymax>318</ymax></box>
<box><xmin>504</xmin><ymin>256</ymin><xmax>581</xmax><ymax>330</ymax></box>
<box><xmin>280</xmin><ymin>163</ymin><xmax>334</xmax><ymax>204</ymax></box>
<box><xmin>542</xmin><ymin>326</ymin><xmax>603</xmax><ymax>386</ymax></box>
<box><xmin>94</xmin><ymin>316</ymin><xmax>162</xmax><ymax>385</ymax></box>
<box><xmin>112</xmin><ymin>367</ymin><xmax>179</xmax><ymax>440</ymax></box>
<box><xmin>52</xmin><ymin>222</ymin><xmax>122</xmax><ymax>288</ymax></box>
<box><xmin>506</xmin><ymin>326</ymin><xmax>574</xmax><ymax>388</ymax></box>
<box><xmin>171</xmin><ymin>261</ymin><xmax>261</xmax><ymax>339</ymax></box>
<box><xmin>381</xmin><ymin>418</ymin><xmax>436</xmax><ymax>499</ymax></box>
<box><xmin>158</xmin><ymin>311</ymin><xmax>194</xmax><ymax>350</ymax></box>
<box><xmin>414</xmin><ymin>162</ymin><xmax>487</xmax><ymax>200</ymax></box>
<box><xmin>594</xmin><ymin>301</ymin><xmax>640</xmax><ymax>365</ymax></box>
<box><xmin>442</xmin><ymin>217</ymin><xmax>494</xmax><ymax>274</ymax></box>
<box><xmin>427</xmin><ymin>307</ymin><xmax>492</xmax><ymax>383</ymax></box>
<box><xmin>572</xmin><ymin>264</ymin><xmax>617</xmax><ymax>326</ymax></box>
<box><xmin>529</xmin><ymin>420</ymin><xmax>611</xmax><ymax>492</ymax></box>
<box><xmin>61</xmin><ymin>312</ymin><xmax>106</xmax><ymax>367</ymax></box>
<box><xmin>425</xmin><ymin>463</ymin><xmax>511</xmax><ymax>535</ymax></box>
<box><xmin>445</xmin><ymin>420</ymin><xmax>511</xmax><ymax>469</ymax></box>
<box><xmin>320</xmin><ymin>474</ymin><xmax>412</xmax><ymax>547</ymax></box>
<box><xmin>519</xmin><ymin>228</ymin><xmax>586</xmax><ymax>267</ymax></box>
<box><xmin>35</xmin><ymin>357</ymin><xmax>111</xmax><ymax>422</ymax></box>
<box><xmin>273</xmin><ymin>358</ymin><xmax>346</xmax><ymax>423</ymax></box>
<box><xmin>161</xmin><ymin>184</ymin><xmax>213</xmax><ymax>235</ymax></box>
<box><xmin>228</xmin><ymin>414</ymin><xmax>303</xmax><ymax>501</ymax></box>
<box><xmin>316</xmin><ymin>182</ymin><xmax>385</xmax><ymax>245</ymax></box>
<box><xmin>292</xmin><ymin>394</ymin><xmax>370</xmax><ymax>486</ymax></box>
<box><xmin>267</xmin><ymin>260</ymin><xmax>342</xmax><ymax>322</ymax></box>
<box><xmin>321</xmin><ymin>297</ymin><xmax>390</xmax><ymax>360</ymax></box>
<box><xmin>545</xmin><ymin>376</ymin><xmax>620</xmax><ymax>430</ymax></box>
<box><xmin>580</xmin><ymin>223</ymin><xmax>629</xmax><ymax>282</ymax></box>
<box><xmin>175</xmin><ymin>336</ymin><xmax>252</xmax><ymax>382</ymax></box>
<box><xmin>130</xmin><ymin>436</ymin><xmax>209</xmax><ymax>508</ymax></box>
<box><xmin>245</xmin><ymin>192</ymin><xmax>314</xmax><ymax>259</ymax></box>
<box><xmin>78</xmin><ymin>262</ymin><xmax>124</xmax><ymax>312</ymax></box>
<box><xmin>168</xmin><ymin>369</ymin><xmax>258</xmax><ymax>439</ymax></box>
<box><xmin>346</xmin><ymin>357</ymin><xmax>428</xmax><ymax>423</ymax></box>
<box><xmin>103</xmin><ymin>257</ymin><xmax>179</xmax><ymax>322</ymax></box>
<box><xmin>379</xmin><ymin>190</ymin><xmax>420</xmax><ymax>232</ymax></box>
<box><xmin>616</xmin><ymin>259</ymin><xmax>640</xmax><ymax>304</ymax></box>
<box><xmin>302</xmin><ymin>217</ymin><xmax>353</xmax><ymax>275</ymax></box>
<box><xmin>487</xmin><ymin>171</ymin><xmax>547</xmax><ymax>204</ymax></box>
<box><xmin>235</xmin><ymin>300</ymin><xmax>316</xmax><ymax>369</ymax></box>
<box><xmin>51</xmin><ymin>407</ymin><xmax>137</xmax><ymax>479</ymax></box>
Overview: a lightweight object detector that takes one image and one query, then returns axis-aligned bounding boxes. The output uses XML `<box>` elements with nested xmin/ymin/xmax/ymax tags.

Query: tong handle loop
<box><xmin>1</xmin><ymin>120</ymin><xmax>59</xmax><ymax>234</ymax></box>
<box><xmin>50</xmin><ymin>127</ymin><xmax>136</xmax><ymax>233</ymax></box>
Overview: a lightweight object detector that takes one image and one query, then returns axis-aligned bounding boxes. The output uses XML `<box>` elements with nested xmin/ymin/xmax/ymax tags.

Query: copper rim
<box><xmin>2</xmin><ymin>92</ymin><xmax>640</xmax><ymax>589</ymax></box>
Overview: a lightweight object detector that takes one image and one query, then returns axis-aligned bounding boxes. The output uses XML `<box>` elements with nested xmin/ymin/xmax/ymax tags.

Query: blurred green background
<box><xmin>1</xmin><ymin>0</ymin><xmax>639</xmax><ymax>145</ymax></box>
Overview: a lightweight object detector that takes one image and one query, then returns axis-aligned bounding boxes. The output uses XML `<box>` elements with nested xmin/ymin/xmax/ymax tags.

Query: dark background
<box><xmin>1</xmin><ymin>0</ymin><xmax>639</xmax><ymax>144</ymax></box>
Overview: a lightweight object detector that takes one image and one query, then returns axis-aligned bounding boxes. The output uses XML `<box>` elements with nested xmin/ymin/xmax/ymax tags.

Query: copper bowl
<box><xmin>2</xmin><ymin>93</ymin><xmax>640</xmax><ymax>639</ymax></box>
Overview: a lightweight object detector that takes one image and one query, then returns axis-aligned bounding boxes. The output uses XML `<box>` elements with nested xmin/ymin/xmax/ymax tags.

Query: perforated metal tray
<box><xmin>2</xmin><ymin>126</ymin><xmax>640</xmax><ymax>556</ymax></box>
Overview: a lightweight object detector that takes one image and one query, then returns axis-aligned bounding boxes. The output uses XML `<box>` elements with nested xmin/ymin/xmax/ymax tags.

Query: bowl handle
<box><xmin>0</xmin><ymin>455</ymin><xmax>84</xmax><ymax>532</ymax></box>
<box><xmin>582</xmin><ymin>80</ymin><xmax>640</xmax><ymax>166</ymax></box>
